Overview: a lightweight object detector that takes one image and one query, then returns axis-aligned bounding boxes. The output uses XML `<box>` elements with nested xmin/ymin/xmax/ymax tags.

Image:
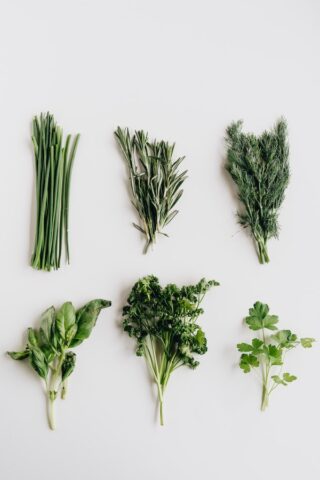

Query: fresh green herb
<box><xmin>114</xmin><ymin>127</ymin><xmax>187</xmax><ymax>253</ymax></box>
<box><xmin>8</xmin><ymin>299</ymin><xmax>111</xmax><ymax>430</ymax></box>
<box><xmin>237</xmin><ymin>301</ymin><xmax>315</xmax><ymax>410</ymax></box>
<box><xmin>225</xmin><ymin>119</ymin><xmax>289</xmax><ymax>263</ymax></box>
<box><xmin>31</xmin><ymin>112</ymin><xmax>80</xmax><ymax>271</ymax></box>
<box><xmin>122</xmin><ymin>276</ymin><xmax>219</xmax><ymax>425</ymax></box>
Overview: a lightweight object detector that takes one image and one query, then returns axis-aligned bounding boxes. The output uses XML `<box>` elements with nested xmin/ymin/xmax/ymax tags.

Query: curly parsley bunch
<box><xmin>122</xmin><ymin>275</ymin><xmax>219</xmax><ymax>425</ymax></box>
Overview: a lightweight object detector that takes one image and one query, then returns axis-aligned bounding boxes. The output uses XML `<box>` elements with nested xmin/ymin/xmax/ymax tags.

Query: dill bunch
<box><xmin>115</xmin><ymin>127</ymin><xmax>187</xmax><ymax>253</ymax></box>
<box><xmin>225</xmin><ymin>118</ymin><xmax>289</xmax><ymax>264</ymax></box>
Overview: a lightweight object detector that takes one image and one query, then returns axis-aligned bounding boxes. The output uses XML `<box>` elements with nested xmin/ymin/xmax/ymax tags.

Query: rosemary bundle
<box><xmin>225</xmin><ymin>118</ymin><xmax>289</xmax><ymax>264</ymax></box>
<box><xmin>115</xmin><ymin>127</ymin><xmax>187</xmax><ymax>253</ymax></box>
<box><xmin>31</xmin><ymin>113</ymin><xmax>80</xmax><ymax>271</ymax></box>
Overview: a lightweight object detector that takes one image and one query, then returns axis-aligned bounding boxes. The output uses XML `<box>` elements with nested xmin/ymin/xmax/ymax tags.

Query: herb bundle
<box><xmin>225</xmin><ymin>118</ymin><xmax>289</xmax><ymax>263</ymax></box>
<box><xmin>115</xmin><ymin>127</ymin><xmax>187</xmax><ymax>253</ymax></box>
<box><xmin>237</xmin><ymin>301</ymin><xmax>314</xmax><ymax>410</ymax></box>
<box><xmin>122</xmin><ymin>276</ymin><xmax>219</xmax><ymax>425</ymax></box>
<box><xmin>31</xmin><ymin>112</ymin><xmax>80</xmax><ymax>270</ymax></box>
<box><xmin>8</xmin><ymin>299</ymin><xmax>111</xmax><ymax>429</ymax></box>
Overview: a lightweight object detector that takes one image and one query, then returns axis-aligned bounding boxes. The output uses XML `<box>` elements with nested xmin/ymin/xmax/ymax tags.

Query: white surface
<box><xmin>0</xmin><ymin>0</ymin><xmax>319</xmax><ymax>478</ymax></box>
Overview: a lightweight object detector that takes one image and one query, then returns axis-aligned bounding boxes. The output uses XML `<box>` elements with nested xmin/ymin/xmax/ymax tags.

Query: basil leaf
<box><xmin>7</xmin><ymin>349</ymin><xmax>29</xmax><ymax>360</ymax></box>
<box><xmin>70</xmin><ymin>299</ymin><xmax>111</xmax><ymax>347</ymax></box>
<box><xmin>39</xmin><ymin>306</ymin><xmax>55</xmax><ymax>346</ymax></box>
<box><xmin>29</xmin><ymin>347</ymin><xmax>48</xmax><ymax>379</ymax></box>
<box><xmin>55</xmin><ymin>302</ymin><xmax>76</xmax><ymax>340</ymax></box>
<box><xmin>27</xmin><ymin>328</ymin><xmax>39</xmax><ymax>348</ymax></box>
<box><xmin>66</xmin><ymin>324</ymin><xmax>78</xmax><ymax>345</ymax></box>
<box><xmin>61</xmin><ymin>352</ymin><xmax>76</xmax><ymax>381</ymax></box>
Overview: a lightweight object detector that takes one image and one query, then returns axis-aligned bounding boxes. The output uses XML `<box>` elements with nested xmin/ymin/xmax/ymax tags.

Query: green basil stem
<box><xmin>48</xmin><ymin>391</ymin><xmax>56</xmax><ymax>430</ymax></box>
<box><xmin>47</xmin><ymin>352</ymin><xmax>65</xmax><ymax>430</ymax></box>
<box><xmin>61</xmin><ymin>379</ymin><xmax>68</xmax><ymax>400</ymax></box>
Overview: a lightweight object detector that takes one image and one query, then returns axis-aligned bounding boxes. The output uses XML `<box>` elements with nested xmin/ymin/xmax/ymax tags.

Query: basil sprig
<box><xmin>8</xmin><ymin>299</ymin><xmax>111</xmax><ymax>430</ymax></box>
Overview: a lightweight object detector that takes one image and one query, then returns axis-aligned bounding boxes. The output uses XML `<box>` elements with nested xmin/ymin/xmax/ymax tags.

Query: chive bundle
<box><xmin>114</xmin><ymin>127</ymin><xmax>187</xmax><ymax>253</ymax></box>
<box><xmin>31</xmin><ymin>113</ymin><xmax>80</xmax><ymax>271</ymax></box>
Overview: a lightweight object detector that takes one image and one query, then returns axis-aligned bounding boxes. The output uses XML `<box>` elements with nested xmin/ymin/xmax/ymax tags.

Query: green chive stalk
<box><xmin>31</xmin><ymin>112</ymin><xmax>80</xmax><ymax>271</ymax></box>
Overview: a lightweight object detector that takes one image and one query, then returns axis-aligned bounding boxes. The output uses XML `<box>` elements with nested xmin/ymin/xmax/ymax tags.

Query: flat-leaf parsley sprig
<box><xmin>225</xmin><ymin>118</ymin><xmax>289</xmax><ymax>264</ymax></box>
<box><xmin>115</xmin><ymin>127</ymin><xmax>187</xmax><ymax>253</ymax></box>
<box><xmin>122</xmin><ymin>276</ymin><xmax>219</xmax><ymax>425</ymax></box>
<box><xmin>8</xmin><ymin>299</ymin><xmax>111</xmax><ymax>430</ymax></box>
<box><xmin>237</xmin><ymin>301</ymin><xmax>315</xmax><ymax>410</ymax></box>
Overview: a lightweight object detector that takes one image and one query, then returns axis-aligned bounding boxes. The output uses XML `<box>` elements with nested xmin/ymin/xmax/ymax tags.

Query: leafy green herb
<box><xmin>31</xmin><ymin>112</ymin><xmax>80</xmax><ymax>271</ymax></box>
<box><xmin>237</xmin><ymin>301</ymin><xmax>315</xmax><ymax>410</ymax></box>
<box><xmin>8</xmin><ymin>299</ymin><xmax>111</xmax><ymax>429</ymax></box>
<box><xmin>225</xmin><ymin>119</ymin><xmax>289</xmax><ymax>263</ymax></box>
<box><xmin>114</xmin><ymin>127</ymin><xmax>187</xmax><ymax>253</ymax></box>
<box><xmin>122</xmin><ymin>276</ymin><xmax>219</xmax><ymax>425</ymax></box>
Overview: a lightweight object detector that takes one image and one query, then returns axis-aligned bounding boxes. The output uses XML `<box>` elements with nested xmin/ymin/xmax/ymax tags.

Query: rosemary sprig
<box><xmin>225</xmin><ymin>118</ymin><xmax>290</xmax><ymax>264</ymax></box>
<box><xmin>31</xmin><ymin>113</ymin><xmax>80</xmax><ymax>271</ymax></box>
<box><xmin>115</xmin><ymin>127</ymin><xmax>187</xmax><ymax>253</ymax></box>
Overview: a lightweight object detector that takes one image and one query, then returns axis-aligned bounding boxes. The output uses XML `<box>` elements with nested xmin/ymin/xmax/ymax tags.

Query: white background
<box><xmin>0</xmin><ymin>0</ymin><xmax>319</xmax><ymax>478</ymax></box>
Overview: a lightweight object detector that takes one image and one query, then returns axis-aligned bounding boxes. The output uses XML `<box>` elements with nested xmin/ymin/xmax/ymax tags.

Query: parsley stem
<box><xmin>261</xmin><ymin>383</ymin><xmax>269</xmax><ymax>411</ymax></box>
<box><xmin>156</xmin><ymin>380</ymin><xmax>164</xmax><ymax>426</ymax></box>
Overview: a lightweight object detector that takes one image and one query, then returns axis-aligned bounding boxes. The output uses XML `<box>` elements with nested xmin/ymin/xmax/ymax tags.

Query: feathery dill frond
<box><xmin>225</xmin><ymin>118</ymin><xmax>289</xmax><ymax>264</ymax></box>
